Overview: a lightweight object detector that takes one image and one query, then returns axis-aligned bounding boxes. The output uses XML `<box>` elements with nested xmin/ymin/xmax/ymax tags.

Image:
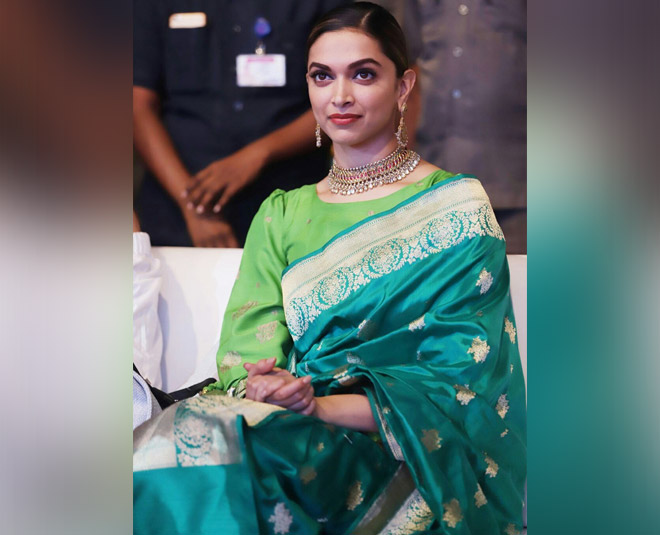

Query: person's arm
<box><xmin>133</xmin><ymin>86</ymin><xmax>238</xmax><ymax>247</ymax></box>
<box><xmin>243</xmin><ymin>358</ymin><xmax>375</xmax><ymax>430</ymax></box>
<box><xmin>214</xmin><ymin>190</ymin><xmax>293</xmax><ymax>395</ymax></box>
<box><xmin>312</xmin><ymin>394</ymin><xmax>378</xmax><ymax>433</ymax></box>
<box><xmin>185</xmin><ymin>109</ymin><xmax>319</xmax><ymax>214</ymax></box>
<box><xmin>133</xmin><ymin>86</ymin><xmax>190</xmax><ymax>204</ymax></box>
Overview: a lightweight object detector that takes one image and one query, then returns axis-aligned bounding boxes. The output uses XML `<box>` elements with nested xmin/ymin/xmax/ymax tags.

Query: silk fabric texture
<box><xmin>134</xmin><ymin>172</ymin><xmax>526</xmax><ymax>534</ymax></box>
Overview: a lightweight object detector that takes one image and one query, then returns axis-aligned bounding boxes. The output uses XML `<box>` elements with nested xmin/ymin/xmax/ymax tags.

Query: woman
<box><xmin>134</xmin><ymin>4</ymin><xmax>526</xmax><ymax>534</ymax></box>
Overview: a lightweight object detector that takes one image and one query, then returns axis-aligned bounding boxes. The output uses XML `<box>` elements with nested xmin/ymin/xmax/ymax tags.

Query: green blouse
<box><xmin>214</xmin><ymin>169</ymin><xmax>455</xmax><ymax>393</ymax></box>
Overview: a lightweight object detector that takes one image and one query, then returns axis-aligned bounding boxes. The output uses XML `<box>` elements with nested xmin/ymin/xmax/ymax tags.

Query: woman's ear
<box><xmin>398</xmin><ymin>68</ymin><xmax>416</xmax><ymax>110</ymax></box>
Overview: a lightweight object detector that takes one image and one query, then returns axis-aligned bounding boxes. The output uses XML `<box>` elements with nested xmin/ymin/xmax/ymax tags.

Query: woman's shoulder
<box><xmin>260</xmin><ymin>184</ymin><xmax>319</xmax><ymax>213</ymax></box>
<box><xmin>411</xmin><ymin>162</ymin><xmax>456</xmax><ymax>187</ymax></box>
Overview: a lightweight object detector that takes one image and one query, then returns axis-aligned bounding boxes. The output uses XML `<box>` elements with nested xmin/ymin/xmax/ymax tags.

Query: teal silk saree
<box><xmin>134</xmin><ymin>175</ymin><xmax>526</xmax><ymax>534</ymax></box>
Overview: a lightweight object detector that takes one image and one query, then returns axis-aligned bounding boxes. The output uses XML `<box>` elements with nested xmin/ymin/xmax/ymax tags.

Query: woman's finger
<box><xmin>254</xmin><ymin>377</ymin><xmax>284</xmax><ymax>402</ymax></box>
<box><xmin>269</xmin><ymin>376</ymin><xmax>311</xmax><ymax>401</ymax></box>
<box><xmin>285</xmin><ymin>389</ymin><xmax>315</xmax><ymax>412</ymax></box>
<box><xmin>299</xmin><ymin>398</ymin><xmax>317</xmax><ymax>416</ymax></box>
<box><xmin>244</xmin><ymin>357</ymin><xmax>277</xmax><ymax>377</ymax></box>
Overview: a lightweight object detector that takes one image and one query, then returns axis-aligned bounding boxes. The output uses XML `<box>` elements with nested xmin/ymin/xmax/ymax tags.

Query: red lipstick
<box><xmin>329</xmin><ymin>113</ymin><xmax>361</xmax><ymax>125</ymax></box>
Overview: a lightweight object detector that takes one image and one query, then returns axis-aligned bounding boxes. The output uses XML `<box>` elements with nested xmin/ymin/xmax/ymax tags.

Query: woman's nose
<box><xmin>331</xmin><ymin>78</ymin><xmax>354</xmax><ymax>107</ymax></box>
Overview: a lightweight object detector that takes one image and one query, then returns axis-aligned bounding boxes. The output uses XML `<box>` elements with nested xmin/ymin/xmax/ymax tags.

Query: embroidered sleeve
<box><xmin>215</xmin><ymin>190</ymin><xmax>293</xmax><ymax>393</ymax></box>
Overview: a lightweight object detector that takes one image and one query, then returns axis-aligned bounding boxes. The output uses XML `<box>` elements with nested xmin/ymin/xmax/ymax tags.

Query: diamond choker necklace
<box><xmin>328</xmin><ymin>146</ymin><xmax>421</xmax><ymax>196</ymax></box>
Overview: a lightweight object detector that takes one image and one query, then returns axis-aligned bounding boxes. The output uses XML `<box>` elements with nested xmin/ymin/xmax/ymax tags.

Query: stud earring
<box><xmin>315</xmin><ymin>123</ymin><xmax>322</xmax><ymax>148</ymax></box>
<box><xmin>395</xmin><ymin>103</ymin><xmax>408</xmax><ymax>148</ymax></box>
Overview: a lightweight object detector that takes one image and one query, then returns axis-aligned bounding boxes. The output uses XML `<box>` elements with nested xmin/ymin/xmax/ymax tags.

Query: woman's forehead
<box><xmin>308</xmin><ymin>29</ymin><xmax>389</xmax><ymax>68</ymax></box>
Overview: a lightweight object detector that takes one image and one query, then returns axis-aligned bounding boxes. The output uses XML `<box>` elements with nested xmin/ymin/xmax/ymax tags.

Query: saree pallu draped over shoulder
<box><xmin>134</xmin><ymin>175</ymin><xmax>526</xmax><ymax>535</ymax></box>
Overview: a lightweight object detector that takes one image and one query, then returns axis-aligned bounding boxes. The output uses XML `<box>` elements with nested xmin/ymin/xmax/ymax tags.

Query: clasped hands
<box><xmin>244</xmin><ymin>357</ymin><xmax>316</xmax><ymax>416</ymax></box>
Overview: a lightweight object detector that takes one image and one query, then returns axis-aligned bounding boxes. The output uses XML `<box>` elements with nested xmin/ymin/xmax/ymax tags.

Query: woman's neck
<box><xmin>332</xmin><ymin>138</ymin><xmax>399</xmax><ymax>169</ymax></box>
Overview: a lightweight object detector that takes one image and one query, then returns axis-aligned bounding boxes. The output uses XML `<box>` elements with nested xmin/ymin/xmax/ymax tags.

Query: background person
<box><xmin>372</xmin><ymin>0</ymin><xmax>527</xmax><ymax>253</ymax></box>
<box><xmin>133</xmin><ymin>0</ymin><xmax>349</xmax><ymax>247</ymax></box>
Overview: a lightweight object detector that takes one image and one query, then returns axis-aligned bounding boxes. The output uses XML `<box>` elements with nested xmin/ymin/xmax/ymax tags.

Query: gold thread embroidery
<box><xmin>170</xmin><ymin>397</ymin><xmax>284</xmax><ymax>469</ymax></box>
<box><xmin>505</xmin><ymin>524</ymin><xmax>521</xmax><ymax>535</ymax></box>
<box><xmin>510</xmin><ymin>363</ymin><xmax>514</xmax><ymax>373</ymax></box>
<box><xmin>454</xmin><ymin>384</ymin><xmax>476</xmax><ymax>405</ymax></box>
<box><xmin>374</xmin><ymin>405</ymin><xmax>404</xmax><ymax>461</ymax></box>
<box><xmin>504</xmin><ymin>317</ymin><xmax>517</xmax><ymax>343</ymax></box>
<box><xmin>501</xmin><ymin>428</ymin><xmax>509</xmax><ymax>437</ymax></box>
<box><xmin>268</xmin><ymin>502</ymin><xmax>293</xmax><ymax>534</ymax></box>
<box><xmin>332</xmin><ymin>365</ymin><xmax>358</xmax><ymax>386</ymax></box>
<box><xmin>346</xmin><ymin>352</ymin><xmax>363</xmax><ymax>365</ymax></box>
<box><xmin>255</xmin><ymin>321</ymin><xmax>278</xmax><ymax>343</ymax></box>
<box><xmin>408</xmin><ymin>315</ymin><xmax>426</xmax><ymax>331</ymax></box>
<box><xmin>484</xmin><ymin>453</ymin><xmax>499</xmax><ymax>477</ymax></box>
<box><xmin>476</xmin><ymin>268</ymin><xmax>493</xmax><ymax>294</ymax></box>
<box><xmin>421</xmin><ymin>429</ymin><xmax>443</xmax><ymax>452</ymax></box>
<box><xmin>299</xmin><ymin>466</ymin><xmax>317</xmax><ymax>485</ymax></box>
<box><xmin>357</xmin><ymin>319</ymin><xmax>377</xmax><ymax>340</ymax></box>
<box><xmin>231</xmin><ymin>301</ymin><xmax>258</xmax><ymax>320</ymax></box>
<box><xmin>474</xmin><ymin>484</ymin><xmax>488</xmax><ymax>508</ymax></box>
<box><xmin>383</xmin><ymin>406</ymin><xmax>391</xmax><ymax>415</ymax></box>
<box><xmin>442</xmin><ymin>498</ymin><xmax>463</xmax><ymax>528</ymax></box>
<box><xmin>378</xmin><ymin>489</ymin><xmax>434</xmax><ymax>534</ymax></box>
<box><xmin>316</xmin><ymin>442</ymin><xmax>325</xmax><ymax>452</ymax></box>
<box><xmin>496</xmin><ymin>394</ymin><xmax>510</xmax><ymax>419</ymax></box>
<box><xmin>282</xmin><ymin>179</ymin><xmax>504</xmax><ymax>341</ymax></box>
<box><xmin>219</xmin><ymin>351</ymin><xmax>242</xmax><ymax>373</ymax></box>
<box><xmin>468</xmin><ymin>337</ymin><xmax>490</xmax><ymax>363</ymax></box>
<box><xmin>347</xmin><ymin>481</ymin><xmax>365</xmax><ymax>511</ymax></box>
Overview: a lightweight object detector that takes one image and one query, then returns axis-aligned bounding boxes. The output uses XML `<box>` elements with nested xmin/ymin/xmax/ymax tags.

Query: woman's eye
<box><xmin>312</xmin><ymin>72</ymin><xmax>330</xmax><ymax>82</ymax></box>
<box><xmin>355</xmin><ymin>70</ymin><xmax>375</xmax><ymax>81</ymax></box>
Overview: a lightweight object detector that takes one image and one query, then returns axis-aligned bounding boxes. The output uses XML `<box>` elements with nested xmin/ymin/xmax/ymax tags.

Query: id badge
<box><xmin>236</xmin><ymin>54</ymin><xmax>286</xmax><ymax>87</ymax></box>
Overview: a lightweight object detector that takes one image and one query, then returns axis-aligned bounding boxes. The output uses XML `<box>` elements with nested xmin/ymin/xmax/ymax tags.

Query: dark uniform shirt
<box><xmin>134</xmin><ymin>0</ymin><xmax>348</xmax><ymax>245</ymax></box>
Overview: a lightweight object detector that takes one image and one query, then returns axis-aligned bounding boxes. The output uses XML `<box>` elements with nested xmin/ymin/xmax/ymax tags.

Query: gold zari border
<box><xmin>282</xmin><ymin>178</ymin><xmax>503</xmax><ymax>340</ymax></box>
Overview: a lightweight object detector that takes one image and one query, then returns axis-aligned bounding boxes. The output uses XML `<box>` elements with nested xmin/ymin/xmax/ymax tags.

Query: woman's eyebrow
<box><xmin>308</xmin><ymin>62</ymin><xmax>331</xmax><ymax>71</ymax></box>
<box><xmin>308</xmin><ymin>58</ymin><xmax>383</xmax><ymax>71</ymax></box>
<box><xmin>348</xmin><ymin>58</ymin><xmax>382</xmax><ymax>69</ymax></box>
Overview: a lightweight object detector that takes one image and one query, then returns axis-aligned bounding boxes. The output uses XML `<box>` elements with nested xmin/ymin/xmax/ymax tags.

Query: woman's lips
<box><xmin>329</xmin><ymin>114</ymin><xmax>361</xmax><ymax>125</ymax></box>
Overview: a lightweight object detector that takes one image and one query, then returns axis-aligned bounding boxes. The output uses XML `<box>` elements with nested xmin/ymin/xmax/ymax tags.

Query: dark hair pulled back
<box><xmin>306</xmin><ymin>2</ymin><xmax>409</xmax><ymax>77</ymax></box>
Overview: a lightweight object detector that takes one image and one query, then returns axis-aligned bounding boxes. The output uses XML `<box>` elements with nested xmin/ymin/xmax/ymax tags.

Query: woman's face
<box><xmin>306</xmin><ymin>29</ymin><xmax>408</xmax><ymax>150</ymax></box>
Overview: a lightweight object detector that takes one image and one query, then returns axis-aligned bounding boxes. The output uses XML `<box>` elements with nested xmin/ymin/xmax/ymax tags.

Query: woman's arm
<box><xmin>312</xmin><ymin>394</ymin><xmax>378</xmax><ymax>433</ymax></box>
<box><xmin>244</xmin><ymin>359</ymin><xmax>376</xmax><ymax>431</ymax></box>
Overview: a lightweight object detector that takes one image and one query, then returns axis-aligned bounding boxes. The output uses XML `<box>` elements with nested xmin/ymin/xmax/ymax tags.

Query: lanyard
<box><xmin>253</xmin><ymin>16</ymin><xmax>271</xmax><ymax>55</ymax></box>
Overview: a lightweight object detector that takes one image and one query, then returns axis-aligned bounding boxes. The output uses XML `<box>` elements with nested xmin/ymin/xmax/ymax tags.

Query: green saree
<box><xmin>134</xmin><ymin>173</ymin><xmax>526</xmax><ymax>534</ymax></box>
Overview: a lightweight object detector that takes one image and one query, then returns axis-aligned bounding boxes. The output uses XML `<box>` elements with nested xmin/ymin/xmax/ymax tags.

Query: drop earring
<box><xmin>395</xmin><ymin>103</ymin><xmax>408</xmax><ymax>148</ymax></box>
<box><xmin>315</xmin><ymin>123</ymin><xmax>322</xmax><ymax>148</ymax></box>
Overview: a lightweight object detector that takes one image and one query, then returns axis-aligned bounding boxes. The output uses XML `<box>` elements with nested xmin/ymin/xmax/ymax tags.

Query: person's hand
<box><xmin>244</xmin><ymin>358</ymin><xmax>316</xmax><ymax>415</ymax></box>
<box><xmin>183</xmin><ymin>212</ymin><xmax>239</xmax><ymax>248</ymax></box>
<box><xmin>183</xmin><ymin>145</ymin><xmax>268</xmax><ymax>215</ymax></box>
<box><xmin>265</xmin><ymin>374</ymin><xmax>316</xmax><ymax>415</ymax></box>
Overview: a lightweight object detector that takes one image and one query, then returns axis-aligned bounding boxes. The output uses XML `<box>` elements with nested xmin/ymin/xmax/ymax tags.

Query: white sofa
<box><xmin>151</xmin><ymin>247</ymin><xmax>527</xmax><ymax>393</ymax></box>
<box><xmin>150</xmin><ymin>247</ymin><xmax>527</xmax><ymax>531</ymax></box>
